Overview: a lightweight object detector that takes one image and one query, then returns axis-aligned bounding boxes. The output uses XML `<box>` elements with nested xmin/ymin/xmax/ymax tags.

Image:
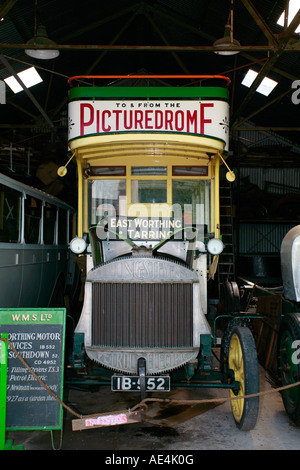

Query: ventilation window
<box><xmin>172</xmin><ymin>166</ymin><xmax>208</xmax><ymax>176</ymax></box>
<box><xmin>88</xmin><ymin>166</ymin><xmax>126</xmax><ymax>176</ymax></box>
<box><xmin>131</xmin><ymin>167</ymin><xmax>167</xmax><ymax>175</ymax></box>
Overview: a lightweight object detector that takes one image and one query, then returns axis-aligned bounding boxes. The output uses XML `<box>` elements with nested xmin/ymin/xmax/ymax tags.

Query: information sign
<box><xmin>0</xmin><ymin>308</ymin><xmax>66</xmax><ymax>431</ymax></box>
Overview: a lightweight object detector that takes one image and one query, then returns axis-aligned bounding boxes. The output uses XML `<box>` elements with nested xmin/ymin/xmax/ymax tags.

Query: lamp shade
<box><xmin>25</xmin><ymin>25</ymin><xmax>60</xmax><ymax>60</ymax></box>
<box><xmin>213</xmin><ymin>24</ymin><xmax>240</xmax><ymax>56</ymax></box>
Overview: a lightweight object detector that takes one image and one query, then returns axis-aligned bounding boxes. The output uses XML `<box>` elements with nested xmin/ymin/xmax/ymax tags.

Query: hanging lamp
<box><xmin>25</xmin><ymin>24</ymin><xmax>60</xmax><ymax>60</ymax></box>
<box><xmin>213</xmin><ymin>0</ymin><xmax>240</xmax><ymax>55</ymax></box>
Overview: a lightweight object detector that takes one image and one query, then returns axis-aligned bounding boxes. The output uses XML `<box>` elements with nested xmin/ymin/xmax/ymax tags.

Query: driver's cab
<box><xmin>87</xmin><ymin>158</ymin><xmax>212</xmax><ymax>225</ymax></box>
<box><xmin>86</xmin><ymin>157</ymin><xmax>213</xmax><ymax>263</ymax></box>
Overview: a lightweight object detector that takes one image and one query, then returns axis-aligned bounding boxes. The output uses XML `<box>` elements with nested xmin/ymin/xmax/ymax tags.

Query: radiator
<box><xmin>92</xmin><ymin>282</ymin><xmax>194</xmax><ymax>348</ymax></box>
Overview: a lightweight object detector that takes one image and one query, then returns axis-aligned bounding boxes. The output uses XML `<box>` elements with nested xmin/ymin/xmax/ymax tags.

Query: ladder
<box><xmin>218</xmin><ymin>181</ymin><xmax>235</xmax><ymax>284</ymax></box>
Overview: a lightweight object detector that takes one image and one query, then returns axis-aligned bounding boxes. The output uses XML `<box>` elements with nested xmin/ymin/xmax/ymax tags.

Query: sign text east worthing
<box><xmin>68</xmin><ymin>100</ymin><xmax>229</xmax><ymax>151</ymax></box>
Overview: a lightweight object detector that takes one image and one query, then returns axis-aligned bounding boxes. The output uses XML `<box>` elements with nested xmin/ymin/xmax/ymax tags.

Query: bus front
<box><xmin>66</xmin><ymin>76</ymin><xmax>230</xmax><ymax>394</ymax></box>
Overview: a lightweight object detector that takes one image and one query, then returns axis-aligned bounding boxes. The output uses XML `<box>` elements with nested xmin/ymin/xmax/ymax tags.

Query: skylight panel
<box><xmin>277</xmin><ymin>0</ymin><xmax>300</xmax><ymax>33</ymax></box>
<box><xmin>241</xmin><ymin>69</ymin><xmax>257</xmax><ymax>88</ymax></box>
<box><xmin>241</xmin><ymin>69</ymin><xmax>278</xmax><ymax>96</ymax></box>
<box><xmin>4</xmin><ymin>67</ymin><xmax>43</xmax><ymax>94</ymax></box>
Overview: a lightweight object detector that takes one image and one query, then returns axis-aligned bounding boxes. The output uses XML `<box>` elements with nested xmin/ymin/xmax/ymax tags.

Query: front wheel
<box><xmin>228</xmin><ymin>326</ymin><xmax>260</xmax><ymax>431</ymax></box>
<box><xmin>277</xmin><ymin>312</ymin><xmax>300</xmax><ymax>426</ymax></box>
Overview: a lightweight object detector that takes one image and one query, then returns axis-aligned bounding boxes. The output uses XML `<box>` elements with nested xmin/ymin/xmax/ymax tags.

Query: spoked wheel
<box><xmin>278</xmin><ymin>312</ymin><xmax>300</xmax><ymax>426</ymax></box>
<box><xmin>228</xmin><ymin>326</ymin><xmax>260</xmax><ymax>431</ymax></box>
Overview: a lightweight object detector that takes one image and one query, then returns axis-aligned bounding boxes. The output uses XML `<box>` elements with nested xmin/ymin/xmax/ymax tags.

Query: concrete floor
<box><xmin>6</xmin><ymin>364</ymin><xmax>300</xmax><ymax>451</ymax></box>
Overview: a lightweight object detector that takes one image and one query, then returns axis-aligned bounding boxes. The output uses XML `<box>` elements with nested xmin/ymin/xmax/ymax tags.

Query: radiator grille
<box><xmin>92</xmin><ymin>282</ymin><xmax>193</xmax><ymax>348</ymax></box>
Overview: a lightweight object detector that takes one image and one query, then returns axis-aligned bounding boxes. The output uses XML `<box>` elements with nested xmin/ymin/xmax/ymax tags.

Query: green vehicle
<box><xmin>278</xmin><ymin>226</ymin><xmax>300</xmax><ymax>426</ymax></box>
<box><xmin>0</xmin><ymin>172</ymin><xmax>77</xmax><ymax>309</ymax></box>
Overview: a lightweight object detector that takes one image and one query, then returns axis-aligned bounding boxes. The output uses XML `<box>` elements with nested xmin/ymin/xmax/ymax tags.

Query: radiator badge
<box><xmin>86</xmin><ymin>347</ymin><xmax>198</xmax><ymax>374</ymax></box>
<box><xmin>88</xmin><ymin>257</ymin><xmax>198</xmax><ymax>282</ymax></box>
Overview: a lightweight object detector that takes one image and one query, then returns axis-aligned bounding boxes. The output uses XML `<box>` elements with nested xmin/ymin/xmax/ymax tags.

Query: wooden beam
<box><xmin>232</xmin><ymin>87</ymin><xmax>293</xmax><ymax>129</ymax></box>
<box><xmin>240</xmin><ymin>0</ymin><xmax>279</xmax><ymax>47</ymax></box>
<box><xmin>144</xmin><ymin>11</ymin><xmax>192</xmax><ymax>76</ymax></box>
<box><xmin>0</xmin><ymin>55</ymin><xmax>55</xmax><ymax>129</ymax></box>
<box><xmin>232</xmin><ymin>8</ymin><xmax>300</xmax><ymax>126</ymax></box>
<box><xmin>233</xmin><ymin>126</ymin><xmax>300</xmax><ymax>131</ymax></box>
<box><xmin>0</xmin><ymin>0</ymin><xmax>19</xmax><ymax>19</ymax></box>
<box><xmin>0</xmin><ymin>43</ymin><xmax>287</xmax><ymax>52</ymax></box>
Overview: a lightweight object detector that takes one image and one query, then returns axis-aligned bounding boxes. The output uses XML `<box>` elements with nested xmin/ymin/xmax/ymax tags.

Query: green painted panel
<box><xmin>69</xmin><ymin>86</ymin><xmax>229</xmax><ymax>101</ymax></box>
<box><xmin>0</xmin><ymin>308</ymin><xmax>66</xmax><ymax>431</ymax></box>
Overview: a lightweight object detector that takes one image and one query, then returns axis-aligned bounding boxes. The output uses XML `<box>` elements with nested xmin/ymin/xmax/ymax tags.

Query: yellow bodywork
<box><xmin>69</xmin><ymin>133</ymin><xmax>224</xmax><ymax>241</ymax></box>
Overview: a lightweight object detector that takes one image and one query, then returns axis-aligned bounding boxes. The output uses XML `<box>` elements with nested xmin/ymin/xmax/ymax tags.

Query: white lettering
<box><xmin>105</xmin><ymin>454</ymin><xmax>139</xmax><ymax>467</ymax></box>
<box><xmin>86</xmin><ymin>413</ymin><xmax>128</xmax><ymax>427</ymax></box>
<box><xmin>291</xmin><ymin>80</ymin><xmax>300</xmax><ymax>105</ymax></box>
<box><xmin>292</xmin><ymin>340</ymin><xmax>300</xmax><ymax>365</ymax></box>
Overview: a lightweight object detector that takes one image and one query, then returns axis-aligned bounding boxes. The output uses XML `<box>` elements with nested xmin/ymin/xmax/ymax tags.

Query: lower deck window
<box><xmin>131</xmin><ymin>180</ymin><xmax>167</xmax><ymax>203</ymax></box>
<box><xmin>24</xmin><ymin>196</ymin><xmax>42</xmax><ymax>244</ymax></box>
<box><xmin>88</xmin><ymin>167</ymin><xmax>211</xmax><ymax>229</ymax></box>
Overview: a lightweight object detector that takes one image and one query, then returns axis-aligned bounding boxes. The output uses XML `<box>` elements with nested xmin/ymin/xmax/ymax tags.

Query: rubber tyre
<box><xmin>220</xmin><ymin>317</ymin><xmax>251</xmax><ymax>371</ymax></box>
<box><xmin>228</xmin><ymin>326</ymin><xmax>260</xmax><ymax>431</ymax></box>
<box><xmin>278</xmin><ymin>312</ymin><xmax>300</xmax><ymax>426</ymax></box>
<box><xmin>220</xmin><ymin>281</ymin><xmax>241</xmax><ymax>315</ymax></box>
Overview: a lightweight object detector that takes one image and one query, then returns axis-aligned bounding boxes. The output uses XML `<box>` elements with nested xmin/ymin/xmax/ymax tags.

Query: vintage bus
<box><xmin>0</xmin><ymin>172</ymin><xmax>77</xmax><ymax>308</ymax></box>
<box><xmin>65</xmin><ymin>75</ymin><xmax>260</xmax><ymax>431</ymax></box>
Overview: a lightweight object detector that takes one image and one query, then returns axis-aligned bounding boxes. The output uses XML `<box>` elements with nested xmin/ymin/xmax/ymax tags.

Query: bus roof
<box><xmin>0</xmin><ymin>172</ymin><xmax>75</xmax><ymax>211</ymax></box>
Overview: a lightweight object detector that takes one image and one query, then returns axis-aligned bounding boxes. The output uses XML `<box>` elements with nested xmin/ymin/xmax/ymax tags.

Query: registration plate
<box><xmin>112</xmin><ymin>375</ymin><xmax>170</xmax><ymax>392</ymax></box>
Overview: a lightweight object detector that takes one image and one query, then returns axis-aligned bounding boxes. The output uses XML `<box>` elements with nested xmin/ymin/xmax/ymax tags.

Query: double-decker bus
<box><xmin>65</xmin><ymin>75</ymin><xmax>260</xmax><ymax>431</ymax></box>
